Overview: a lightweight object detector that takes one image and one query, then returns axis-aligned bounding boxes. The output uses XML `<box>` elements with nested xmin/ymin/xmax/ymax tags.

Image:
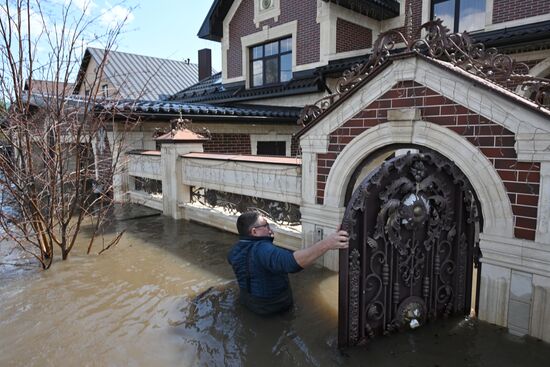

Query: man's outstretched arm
<box><xmin>293</xmin><ymin>229</ymin><xmax>349</xmax><ymax>268</ymax></box>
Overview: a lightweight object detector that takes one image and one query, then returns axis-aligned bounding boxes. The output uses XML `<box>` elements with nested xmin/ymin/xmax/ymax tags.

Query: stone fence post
<box><xmin>155</xmin><ymin>129</ymin><xmax>208</xmax><ymax>219</ymax></box>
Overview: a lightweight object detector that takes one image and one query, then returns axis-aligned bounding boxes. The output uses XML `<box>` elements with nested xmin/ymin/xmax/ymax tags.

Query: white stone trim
<box><xmin>381</xmin><ymin>0</ymin><xmax>407</xmax><ymax>32</ymax></box>
<box><xmin>327</xmin><ymin>48</ymin><xmax>372</xmax><ymax>62</ymax></box>
<box><xmin>530</xmin><ymin>274</ymin><xmax>550</xmax><ymax>341</ymax></box>
<box><xmin>300</xmin><ymin>135</ymin><xmax>329</xmax><ymax>154</ymax></box>
<box><xmin>300</xmin><ymin>153</ymin><xmax>318</xmax><ymax>205</ymax></box>
<box><xmin>478</xmin><ymin>262</ymin><xmax>510</xmax><ymax>327</ymax></box>
<box><xmin>221</xmin><ymin>0</ymin><xmax>244</xmax><ymax>82</ymax></box>
<box><xmin>323</xmin><ymin>119</ymin><xmax>514</xmax><ymax>237</ymax></box>
<box><xmin>485</xmin><ymin>0</ymin><xmax>494</xmax><ymax>27</ymax></box>
<box><xmin>302</xmin><ymin>57</ymin><xmax>550</xmax><ymax>152</ymax></box>
<box><xmin>301</xmin><ymin>203</ymin><xmax>345</xmax><ymax>228</ymax></box>
<box><xmin>516</xmin><ymin>133</ymin><xmax>550</xmax><ymax>162</ymax></box>
<box><xmin>317</xmin><ymin>0</ymin><xmax>380</xmax><ymax>65</ymax></box>
<box><xmin>128</xmin><ymin>190</ymin><xmax>163</xmax><ymax>211</ymax></box>
<box><xmin>480</xmin><ymin>233</ymin><xmax>550</xmax><ymax>277</ymax></box>
<box><xmin>253</xmin><ymin>0</ymin><xmax>281</xmax><ymax>27</ymax></box>
<box><xmin>513</xmin><ymin>50</ymin><xmax>550</xmax><ymax>63</ymax></box>
<box><xmin>300</xmin><ymin>203</ymin><xmax>346</xmax><ymax>270</ymax></box>
<box><xmin>250</xmin><ymin>133</ymin><xmax>292</xmax><ymax>156</ymax></box>
<box><xmin>181</xmin><ymin>157</ymin><xmax>302</xmax><ymax>205</ymax></box>
<box><xmin>528</xmin><ymin>57</ymin><xmax>550</xmax><ymax>78</ymax></box>
<box><xmin>223</xmin><ymin>75</ymin><xmax>246</xmax><ymax>84</ymax></box>
<box><xmin>421</xmin><ymin>0</ymin><xmax>431</xmax><ymax>26</ymax></box>
<box><xmin>240</xmin><ymin>21</ymin><xmax>298</xmax><ymax>88</ymax></box>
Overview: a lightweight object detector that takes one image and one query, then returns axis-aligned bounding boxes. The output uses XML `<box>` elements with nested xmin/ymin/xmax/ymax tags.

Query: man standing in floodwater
<box><xmin>228</xmin><ymin>211</ymin><xmax>349</xmax><ymax>315</ymax></box>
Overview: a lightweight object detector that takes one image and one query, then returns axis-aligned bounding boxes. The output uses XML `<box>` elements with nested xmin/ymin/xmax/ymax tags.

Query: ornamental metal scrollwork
<box><xmin>299</xmin><ymin>18</ymin><xmax>549</xmax><ymax>126</ymax></box>
<box><xmin>190</xmin><ymin>187</ymin><xmax>300</xmax><ymax>225</ymax></box>
<box><xmin>348</xmin><ymin>248</ymin><xmax>361</xmax><ymax>344</ymax></box>
<box><xmin>339</xmin><ymin>151</ymin><xmax>481</xmax><ymax>347</ymax></box>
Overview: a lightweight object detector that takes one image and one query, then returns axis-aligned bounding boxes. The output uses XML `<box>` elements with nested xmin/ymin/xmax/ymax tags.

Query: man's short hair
<box><xmin>236</xmin><ymin>211</ymin><xmax>260</xmax><ymax>236</ymax></box>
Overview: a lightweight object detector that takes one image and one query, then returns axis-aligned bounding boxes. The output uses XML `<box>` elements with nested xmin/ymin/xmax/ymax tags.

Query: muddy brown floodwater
<box><xmin>1</xmin><ymin>205</ymin><xmax>550</xmax><ymax>367</ymax></box>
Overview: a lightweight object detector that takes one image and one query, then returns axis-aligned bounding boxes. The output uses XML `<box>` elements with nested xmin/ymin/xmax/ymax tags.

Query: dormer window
<box><xmin>250</xmin><ymin>37</ymin><xmax>292</xmax><ymax>87</ymax></box>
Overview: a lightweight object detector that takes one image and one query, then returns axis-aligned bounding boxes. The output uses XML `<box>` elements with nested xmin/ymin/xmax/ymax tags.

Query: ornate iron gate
<box><xmin>339</xmin><ymin>151</ymin><xmax>481</xmax><ymax>347</ymax></box>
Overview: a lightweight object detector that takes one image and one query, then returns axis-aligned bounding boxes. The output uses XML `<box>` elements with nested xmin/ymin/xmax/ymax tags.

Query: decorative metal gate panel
<box><xmin>339</xmin><ymin>151</ymin><xmax>481</xmax><ymax>347</ymax></box>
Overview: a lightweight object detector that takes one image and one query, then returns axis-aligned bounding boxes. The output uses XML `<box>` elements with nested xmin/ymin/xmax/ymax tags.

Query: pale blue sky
<box><xmin>111</xmin><ymin>1</ymin><xmax>222</xmax><ymax>71</ymax></box>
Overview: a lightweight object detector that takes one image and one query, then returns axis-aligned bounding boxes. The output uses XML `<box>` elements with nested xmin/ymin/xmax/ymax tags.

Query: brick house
<box><xmin>110</xmin><ymin>0</ymin><xmax>550</xmax><ymax>157</ymax></box>
<box><xmin>110</xmin><ymin>0</ymin><xmax>550</xmax><ymax>344</ymax></box>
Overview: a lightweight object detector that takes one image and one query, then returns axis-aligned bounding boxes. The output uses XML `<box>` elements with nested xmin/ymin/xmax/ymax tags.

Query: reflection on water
<box><xmin>1</xmin><ymin>205</ymin><xmax>549</xmax><ymax>366</ymax></box>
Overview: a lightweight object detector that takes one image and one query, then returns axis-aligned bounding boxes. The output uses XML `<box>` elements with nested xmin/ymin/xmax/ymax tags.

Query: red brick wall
<box><xmin>201</xmin><ymin>133</ymin><xmax>300</xmax><ymax>156</ymax></box>
<box><xmin>227</xmin><ymin>0</ymin><xmax>320</xmax><ymax>79</ymax></box>
<box><xmin>493</xmin><ymin>0</ymin><xmax>550</xmax><ymax>24</ymax></box>
<box><xmin>336</xmin><ymin>19</ymin><xmax>373</xmax><ymax>53</ymax></box>
<box><xmin>316</xmin><ymin>81</ymin><xmax>541</xmax><ymax>240</ymax></box>
<box><xmin>203</xmin><ymin>133</ymin><xmax>251</xmax><ymax>154</ymax></box>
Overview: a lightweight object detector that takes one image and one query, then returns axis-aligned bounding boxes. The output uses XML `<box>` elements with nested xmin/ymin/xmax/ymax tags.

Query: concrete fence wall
<box><xmin>126</xmin><ymin>151</ymin><xmax>163</xmax><ymax>210</ymax></box>
<box><xmin>181</xmin><ymin>153</ymin><xmax>302</xmax><ymax>205</ymax></box>
<box><xmin>122</xmin><ymin>147</ymin><xmax>303</xmax><ymax>250</ymax></box>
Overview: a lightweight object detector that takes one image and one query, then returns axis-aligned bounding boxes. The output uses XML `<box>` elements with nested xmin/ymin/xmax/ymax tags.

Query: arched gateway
<box><xmin>338</xmin><ymin>149</ymin><xmax>481</xmax><ymax>346</ymax></box>
<box><xmin>297</xmin><ymin>22</ymin><xmax>550</xmax><ymax>345</ymax></box>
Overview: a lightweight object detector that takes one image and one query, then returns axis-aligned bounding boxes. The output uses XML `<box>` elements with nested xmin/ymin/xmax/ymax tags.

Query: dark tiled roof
<box><xmin>471</xmin><ymin>20</ymin><xmax>550</xmax><ymax>49</ymax></box>
<box><xmin>102</xmin><ymin>100</ymin><xmax>301</xmax><ymax>122</ymax></box>
<box><xmin>169</xmin><ymin>74</ymin><xmax>322</xmax><ymax>104</ymax></box>
<box><xmin>317</xmin><ymin>20</ymin><xmax>550</xmax><ymax>77</ymax></box>
<box><xmin>317</xmin><ymin>55</ymin><xmax>370</xmax><ymax>77</ymax></box>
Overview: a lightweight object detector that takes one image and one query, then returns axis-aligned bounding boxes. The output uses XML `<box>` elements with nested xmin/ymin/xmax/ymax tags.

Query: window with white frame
<box><xmin>431</xmin><ymin>0</ymin><xmax>485</xmax><ymax>32</ymax></box>
<box><xmin>250</xmin><ymin>37</ymin><xmax>292</xmax><ymax>87</ymax></box>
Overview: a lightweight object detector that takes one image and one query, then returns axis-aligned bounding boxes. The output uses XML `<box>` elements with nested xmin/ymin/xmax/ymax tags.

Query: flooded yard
<box><xmin>1</xmin><ymin>205</ymin><xmax>549</xmax><ymax>366</ymax></box>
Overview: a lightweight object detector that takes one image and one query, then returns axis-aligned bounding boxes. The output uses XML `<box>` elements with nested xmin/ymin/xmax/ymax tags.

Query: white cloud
<box><xmin>49</xmin><ymin>0</ymin><xmax>96</xmax><ymax>16</ymax></box>
<box><xmin>100</xmin><ymin>5</ymin><xmax>134</xmax><ymax>29</ymax></box>
<box><xmin>68</xmin><ymin>0</ymin><xmax>96</xmax><ymax>16</ymax></box>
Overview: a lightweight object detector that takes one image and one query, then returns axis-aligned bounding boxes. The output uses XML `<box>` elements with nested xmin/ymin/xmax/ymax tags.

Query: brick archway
<box><xmin>323</xmin><ymin>119</ymin><xmax>514</xmax><ymax>237</ymax></box>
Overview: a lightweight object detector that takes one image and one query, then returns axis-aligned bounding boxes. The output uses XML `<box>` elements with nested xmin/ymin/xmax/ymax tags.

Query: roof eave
<box><xmin>111</xmin><ymin>111</ymin><xmax>299</xmax><ymax>124</ymax></box>
<box><xmin>197</xmin><ymin>0</ymin><xmax>227</xmax><ymax>42</ymax></box>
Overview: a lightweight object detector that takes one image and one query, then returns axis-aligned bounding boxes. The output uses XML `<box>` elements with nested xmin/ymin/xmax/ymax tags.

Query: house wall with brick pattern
<box><xmin>336</xmin><ymin>18</ymin><xmax>373</xmax><ymax>53</ymax></box>
<box><xmin>202</xmin><ymin>133</ymin><xmax>300</xmax><ymax>157</ymax></box>
<box><xmin>315</xmin><ymin>81</ymin><xmax>541</xmax><ymax>241</ymax></box>
<box><xmin>203</xmin><ymin>133</ymin><xmax>252</xmax><ymax>154</ymax></box>
<box><xmin>493</xmin><ymin>0</ymin><xmax>550</xmax><ymax>24</ymax></box>
<box><xmin>227</xmin><ymin>0</ymin><xmax>320</xmax><ymax>79</ymax></box>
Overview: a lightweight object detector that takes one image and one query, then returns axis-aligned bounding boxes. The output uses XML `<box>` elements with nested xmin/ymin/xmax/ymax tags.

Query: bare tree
<box><xmin>0</xmin><ymin>0</ymin><xmax>132</xmax><ymax>269</ymax></box>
